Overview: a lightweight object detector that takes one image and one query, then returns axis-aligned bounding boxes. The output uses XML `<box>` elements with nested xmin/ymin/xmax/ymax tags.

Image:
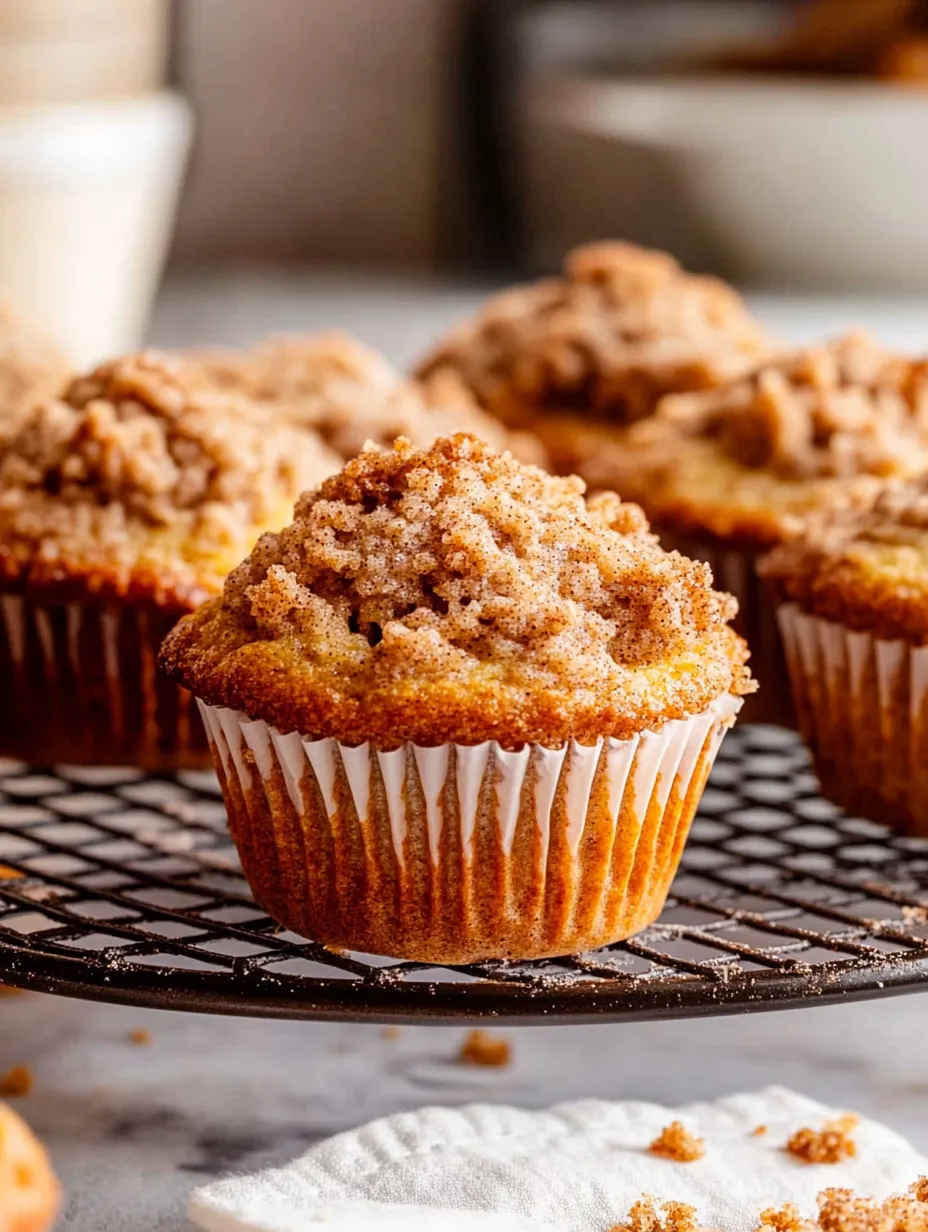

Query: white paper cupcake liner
<box><xmin>777</xmin><ymin>604</ymin><xmax>928</xmax><ymax>832</ymax></box>
<box><xmin>655</xmin><ymin>528</ymin><xmax>792</xmax><ymax>728</ymax></box>
<box><xmin>0</xmin><ymin>592</ymin><xmax>208</xmax><ymax>769</ymax></box>
<box><xmin>198</xmin><ymin>693</ymin><xmax>741</xmax><ymax>962</ymax></box>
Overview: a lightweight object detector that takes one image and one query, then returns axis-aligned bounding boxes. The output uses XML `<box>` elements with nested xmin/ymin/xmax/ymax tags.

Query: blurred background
<box><xmin>4</xmin><ymin>0</ymin><xmax>928</xmax><ymax>365</ymax></box>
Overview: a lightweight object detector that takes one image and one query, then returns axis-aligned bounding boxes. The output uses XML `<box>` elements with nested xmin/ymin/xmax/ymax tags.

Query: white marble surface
<box><xmin>6</xmin><ymin>272</ymin><xmax>928</xmax><ymax>1232</ymax></box>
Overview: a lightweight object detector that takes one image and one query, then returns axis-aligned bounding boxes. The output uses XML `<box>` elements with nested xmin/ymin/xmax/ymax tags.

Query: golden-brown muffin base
<box><xmin>200</xmin><ymin>698</ymin><xmax>739</xmax><ymax>962</ymax></box>
<box><xmin>0</xmin><ymin>590</ymin><xmax>209</xmax><ymax>770</ymax></box>
<box><xmin>777</xmin><ymin>604</ymin><xmax>928</xmax><ymax>835</ymax></box>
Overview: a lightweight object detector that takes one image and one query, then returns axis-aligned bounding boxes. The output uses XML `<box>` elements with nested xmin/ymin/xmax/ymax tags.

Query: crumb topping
<box><xmin>192</xmin><ymin>331</ymin><xmax>544</xmax><ymax>464</ymax></box>
<box><xmin>0</xmin><ymin>303</ymin><xmax>69</xmax><ymax>424</ymax></box>
<box><xmin>162</xmin><ymin>434</ymin><xmax>751</xmax><ymax>746</ymax></box>
<box><xmin>0</xmin><ymin>352</ymin><xmax>340</xmax><ymax>601</ymax></box>
<box><xmin>648</xmin><ymin>1121</ymin><xmax>706</xmax><ymax>1163</ymax></box>
<box><xmin>611</xmin><ymin>1198</ymin><xmax>711</xmax><ymax>1232</ymax></box>
<box><xmin>786</xmin><ymin>1115</ymin><xmax>859</xmax><ymax>1165</ymax></box>
<box><xmin>650</xmin><ymin>334</ymin><xmax>928</xmax><ymax>481</ymax></box>
<box><xmin>458</xmin><ymin>1029</ymin><xmax>511</xmax><ymax>1067</ymax></box>
<box><xmin>761</xmin><ymin>480</ymin><xmax>928</xmax><ymax>642</ymax></box>
<box><xmin>417</xmin><ymin>241</ymin><xmax>771</xmax><ymax>427</ymax></box>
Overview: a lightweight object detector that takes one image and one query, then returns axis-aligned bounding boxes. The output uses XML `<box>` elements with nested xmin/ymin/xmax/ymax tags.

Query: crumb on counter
<box><xmin>757</xmin><ymin>1203</ymin><xmax>812</xmax><ymax>1232</ymax></box>
<box><xmin>381</xmin><ymin>1026</ymin><xmax>401</xmax><ymax>1041</ymax></box>
<box><xmin>458</xmin><ymin>1029</ymin><xmax>511</xmax><ymax>1068</ymax></box>
<box><xmin>752</xmin><ymin>1125</ymin><xmax>768</xmax><ymax>1137</ymax></box>
<box><xmin>611</xmin><ymin>1197</ymin><xmax>710</xmax><ymax>1232</ymax></box>
<box><xmin>128</xmin><ymin>1028</ymin><xmax>151</xmax><ymax>1047</ymax></box>
<box><xmin>648</xmin><ymin>1120</ymin><xmax>706</xmax><ymax>1163</ymax></box>
<box><xmin>786</xmin><ymin>1115</ymin><xmax>859</xmax><ymax>1165</ymax></box>
<box><xmin>0</xmin><ymin>1065</ymin><xmax>33</xmax><ymax>1097</ymax></box>
<box><xmin>760</xmin><ymin>1178</ymin><xmax>928</xmax><ymax>1232</ymax></box>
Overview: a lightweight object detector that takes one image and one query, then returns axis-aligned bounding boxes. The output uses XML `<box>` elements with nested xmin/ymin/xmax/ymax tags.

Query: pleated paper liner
<box><xmin>655</xmin><ymin>527</ymin><xmax>793</xmax><ymax>728</ymax></box>
<box><xmin>0</xmin><ymin>592</ymin><xmax>209</xmax><ymax>769</ymax></box>
<box><xmin>778</xmin><ymin>604</ymin><xmax>928</xmax><ymax>835</ymax></box>
<box><xmin>199</xmin><ymin>694</ymin><xmax>741</xmax><ymax>963</ymax></box>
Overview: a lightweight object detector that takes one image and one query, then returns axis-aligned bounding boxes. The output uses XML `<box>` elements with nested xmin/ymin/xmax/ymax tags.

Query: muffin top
<box><xmin>162</xmin><ymin>434</ymin><xmax>752</xmax><ymax>747</ymax></box>
<box><xmin>415</xmin><ymin>242</ymin><xmax>772</xmax><ymax>428</ymax></box>
<box><xmin>0</xmin><ymin>303</ymin><xmax>70</xmax><ymax>423</ymax></box>
<box><xmin>0</xmin><ymin>352</ymin><xmax>341</xmax><ymax>607</ymax></box>
<box><xmin>577</xmin><ymin>333</ymin><xmax>928</xmax><ymax>545</ymax></box>
<box><xmin>761</xmin><ymin>480</ymin><xmax>928</xmax><ymax>643</ymax></box>
<box><xmin>191</xmin><ymin>331</ymin><xmax>545</xmax><ymax>465</ymax></box>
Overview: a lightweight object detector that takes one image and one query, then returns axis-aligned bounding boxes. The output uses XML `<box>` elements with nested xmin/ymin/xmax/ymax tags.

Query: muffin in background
<box><xmin>576</xmin><ymin>332</ymin><xmax>928</xmax><ymax>725</ymax></box>
<box><xmin>162</xmin><ymin>433</ymin><xmax>751</xmax><ymax>962</ymax></box>
<box><xmin>0</xmin><ymin>1101</ymin><xmax>60</xmax><ymax>1232</ymax></box>
<box><xmin>191</xmin><ymin>330</ymin><xmax>546</xmax><ymax>465</ymax></box>
<box><xmin>0</xmin><ymin>351</ymin><xmax>340</xmax><ymax>770</ymax></box>
<box><xmin>415</xmin><ymin>241</ymin><xmax>773</xmax><ymax>466</ymax></box>
<box><xmin>0</xmin><ymin>302</ymin><xmax>70</xmax><ymax>424</ymax></box>
<box><xmin>762</xmin><ymin>482</ymin><xmax>928</xmax><ymax>834</ymax></box>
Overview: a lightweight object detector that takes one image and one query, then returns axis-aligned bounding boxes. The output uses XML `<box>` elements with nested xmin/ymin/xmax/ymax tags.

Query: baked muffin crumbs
<box><xmin>417</xmin><ymin>241</ymin><xmax>770</xmax><ymax>427</ymax></box>
<box><xmin>648</xmin><ymin>1120</ymin><xmax>706</xmax><ymax>1163</ymax></box>
<box><xmin>786</xmin><ymin>1115</ymin><xmax>859</xmax><ymax>1164</ymax></box>
<box><xmin>458</xmin><ymin>1029</ymin><xmax>511</xmax><ymax>1068</ymax></box>
<box><xmin>0</xmin><ymin>1066</ymin><xmax>33</xmax><ymax>1098</ymax></box>
<box><xmin>128</xmin><ymin>1028</ymin><xmax>152</xmax><ymax>1046</ymax></box>
<box><xmin>163</xmin><ymin>434</ymin><xmax>752</xmax><ymax>746</ymax></box>
<box><xmin>611</xmin><ymin>1198</ymin><xmax>712</xmax><ymax>1232</ymax></box>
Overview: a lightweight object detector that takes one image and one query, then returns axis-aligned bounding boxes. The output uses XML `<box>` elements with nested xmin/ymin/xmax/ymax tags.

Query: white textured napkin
<box><xmin>189</xmin><ymin>1086</ymin><xmax>928</xmax><ymax>1232</ymax></box>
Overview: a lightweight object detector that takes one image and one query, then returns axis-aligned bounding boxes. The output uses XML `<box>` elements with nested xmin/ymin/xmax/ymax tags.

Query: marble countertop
<box><xmin>7</xmin><ymin>272</ymin><xmax>928</xmax><ymax>1232</ymax></box>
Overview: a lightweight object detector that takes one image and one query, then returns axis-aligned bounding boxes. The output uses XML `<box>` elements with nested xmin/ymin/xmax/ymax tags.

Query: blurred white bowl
<box><xmin>0</xmin><ymin>92</ymin><xmax>192</xmax><ymax>366</ymax></box>
<box><xmin>538</xmin><ymin>75</ymin><xmax>928</xmax><ymax>290</ymax></box>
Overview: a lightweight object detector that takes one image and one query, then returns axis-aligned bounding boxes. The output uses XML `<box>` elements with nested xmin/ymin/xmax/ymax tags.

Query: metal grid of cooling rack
<box><xmin>1</xmin><ymin>725</ymin><xmax>928</xmax><ymax>1024</ymax></box>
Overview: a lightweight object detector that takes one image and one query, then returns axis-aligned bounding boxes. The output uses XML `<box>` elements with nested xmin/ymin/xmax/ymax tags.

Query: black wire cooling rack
<box><xmin>1</xmin><ymin>724</ymin><xmax>928</xmax><ymax>1024</ymax></box>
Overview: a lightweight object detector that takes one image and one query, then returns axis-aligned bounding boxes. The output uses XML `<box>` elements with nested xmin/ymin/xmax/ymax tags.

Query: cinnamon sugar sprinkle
<box><xmin>786</xmin><ymin>1114</ymin><xmax>859</xmax><ymax>1165</ymax></box>
<box><xmin>648</xmin><ymin>1121</ymin><xmax>706</xmax><ymax>1163</ymax></box>
<box><xmin>458</xmin><ymin>1029</ymin><xmax>511</xmax><ymax>1068</ymax></box>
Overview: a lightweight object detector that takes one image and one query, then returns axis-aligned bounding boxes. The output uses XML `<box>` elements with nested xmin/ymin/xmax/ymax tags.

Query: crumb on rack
<box><xmin>0</xmin><ymin>864</ymin><xmax>23</xmax><ymax>879</ymax></box>
<box><xmin>381</xmin><ymin>1026</ymin><xmax>401</xmax><ymax>1041</ymax></box>
<box><xmin>0</xmin><ymin>1064</ymin><xmax>33</xmax><ymax>1097</ymax></box>
<box><xmin>128</xmin><ymin>1028</ymin><xmax>151</xmax><ymax>1047</ymax></box>
<box><xmin>458</xmin><ymin>1029</ymin><xmax>511</xmax><ymax>1068</ymax></box>
<box><xmin>611</xmin><ymin>1197</ymin><xmax>710</xmax><ymax>1232</ymax></box>
<box><xmin>902</xmin><ymin>904</ymin><xmax>928</xmax><ymax>925</ymax></box>
<box><xmin>786</xmin><ymin>1115</ymin><xmax>858</xmax><ymax>1165</ymax></box>
<box><xmin>648</xmin><ymin>1120</ymin><xmax>706</xmax><ymax>1163</ymax></box>
<box><xmin>752</xmin><ymin>1125</ymin><xmax>768</xmax><ymax>1137</ymax></box>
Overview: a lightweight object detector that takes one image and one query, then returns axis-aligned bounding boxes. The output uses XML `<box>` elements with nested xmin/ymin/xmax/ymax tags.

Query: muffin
<box><xmin>191</xmin><ymin>330</ymin><xmax>545</xmax><ymax>464</ymax></box>
<box><xmin>0</xmin><ymin>303</ymin><xmax>70</xmax><ymax>426</ymax></box>
<box><xmin>161</xmin><ymin>433</ymin><xmax>752</xmax><ymax>962</ymax></box>
<box><xmin>571</xmin><ymin>332</ymin><xmax>928</xmax><ymax>725</ymax></box>
<box><xmin>415</xmin><ymin>241</ymin><xmax>772</xmax><ymax>461</ymax></box>
<box><xmin>762</xmin><ymin>481</ymin><xmax>928</xmax><ymax>834</ymax></box>
<box><xmin>0</xmin><ymin>1102</ymin><xmax>60</xmax><ymax>1232</ymax></box>
<box><xmin>0</xmin><ymin>351</ymin><xmax>340</xmax><ymax>769</ymax></box>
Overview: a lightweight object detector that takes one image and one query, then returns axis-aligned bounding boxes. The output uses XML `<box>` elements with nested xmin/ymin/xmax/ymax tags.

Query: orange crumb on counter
<box><xmin>752</xmin><ymin>1125</ymin><xmax>768</xmax><ymax>1137</ymax></box>
<box><xmin>0</xmin><ymin>1065</ymin><xmax>33</xmax><ymax>1097</ymax></box>
<box><xmin>611</xmin><ymin>1197</ymin><xmax>710</xmax><ymax>1232</ymax></box>
<box><xmin>128</xmin><ymin>1029</ymin><xmax>151</xmax><ymax>1047</ymax></box>
<box><xmin>381</xmin><ymin>1027</ymin><xmax>401</xmax><ymax>1041</ymax></box>
<box><xmin>786</xmin><ymin>1115</ymin><xmax>859</xmax><ymax>1165</ymax></box>
<box><xmin>458</xmin><ymin>1029</ymin><xmax>511</xmax><ymax>1068</ymax></box>
<box><xmin>648</xmin><ymin>1120</ymin><xmax>706</xmax><ymax>1163</ymax></box>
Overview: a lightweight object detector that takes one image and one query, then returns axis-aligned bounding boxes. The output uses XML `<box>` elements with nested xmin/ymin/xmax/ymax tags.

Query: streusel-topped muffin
<box><xmin>762</xmin><ymin>481</ymin><xmax>928</xmax><ymax>833</ymax></box>
<box><xmin>416</xmin><ymin>242</ymin><xmax>772</xmax><ymax>448</ymax></box>
<box><xmin>0</xmin><ymin>302</ymin><xmax>69</xmax><ymax>424</ymax></box>
<box><xmin>0</xmin><ymin>351</ymin><xmax>340</xmax><ymax>768</ymax></box>
<box><xmin>581</xmin><ymin>332</ymin><xmax>928</xmax><ymax>723</ymax></box>
<box><xmin>193</xmin><ymin>331</ymin><xmax>544</xmax><ymax>464</ymax></box>
<box><xmin>163</xmin><ymin>433</ymin><xmax>751</xmax><ymax>961</ymax></box>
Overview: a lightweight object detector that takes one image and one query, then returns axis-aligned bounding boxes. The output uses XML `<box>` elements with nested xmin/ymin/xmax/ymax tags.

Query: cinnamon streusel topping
<box><xmin>652</xmin><ymin>333</ymin><xmax>928</xmax><ymax>480</ymax></box>
<box><xmin>0</xmin><ymin>303</ymin><xmax>69</xmax><ymax>423</ymax></box>
<box><xmin>761</xmin><ymin>478</ymin><xmax>928</xmax><ymax>642</ymax></box>
<box><xmin>162</xmin><ymin>433</ymin><xmax>752</xmax><ymax>747</ymax></box>
<box><xmin>0</xmin><ymin>352</ymin><xmax>340</xmax><ymax>603</ymax></box>
<box><xmin>416</xmin><ymin>242</ymin><xmax>771</xmax><ymax>427</ymax></box>
<box><xmin>192</xmin><ymin>331</ymin><xmax>544</xmax><ymax>464</ymax></box>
